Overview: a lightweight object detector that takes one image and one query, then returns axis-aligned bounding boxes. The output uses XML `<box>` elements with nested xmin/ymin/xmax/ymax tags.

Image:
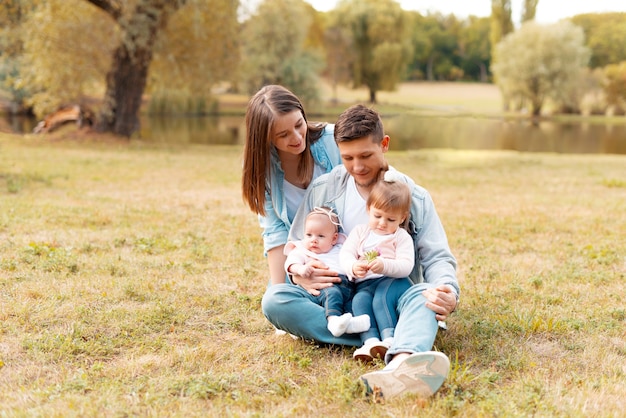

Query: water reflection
<box><xmin>385</xmin><ymin>115</ymin><xmax>626</xmax><ymax>155</ymax></box>
<box><xmin>5</xmin><ymin>113</ymin><xmax>626</xmax><ymax>155</ymax></box>
<box><xmin>138</xmin><ymin>115</ymin><xmax>244</xmax><ymax>145</ymax></box>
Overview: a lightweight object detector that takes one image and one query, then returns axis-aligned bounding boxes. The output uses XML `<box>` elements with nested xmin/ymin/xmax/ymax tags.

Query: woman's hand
<box><xmin>423</xmin><ymin>285</ymin><xmax>458</xmax><ymax>321</ymax></box>
<box><xmin>291</xmin><ymin>260</ymin><xmax>341</xmax><ymax>296</ymax></box>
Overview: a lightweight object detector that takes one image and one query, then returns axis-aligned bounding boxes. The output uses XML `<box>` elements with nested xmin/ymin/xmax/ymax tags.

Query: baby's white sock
<box><xmin>345</xmin><ymin>314</ymin><xmax>371</xmax><ymax>334</ymax></box>
<box><xmin>327</xmin><ymin>313</ymin><xmax>353</xmax><ymax>337</ymax></box>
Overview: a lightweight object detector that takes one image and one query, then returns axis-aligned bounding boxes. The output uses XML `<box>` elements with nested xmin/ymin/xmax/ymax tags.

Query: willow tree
<box><xmin>331</xmin><ymin>0</ymin><xmax>411</xmax><ymax>103</ymax></box>
<box><xmin>492</xmin><ymin>21</ymin><xmax>590</xmax><ymax>116</ymax></box>
<box><xmin>239</xmin><ymin>0</ymin><xmax>322</xmax><ymax>104</ymax></box>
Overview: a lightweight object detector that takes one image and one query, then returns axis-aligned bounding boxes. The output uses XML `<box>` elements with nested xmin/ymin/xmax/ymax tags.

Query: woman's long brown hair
<box><xmin>242</xmin><ymin>85</ymin><xmax>325</xmax><ymax>216</ymax></box>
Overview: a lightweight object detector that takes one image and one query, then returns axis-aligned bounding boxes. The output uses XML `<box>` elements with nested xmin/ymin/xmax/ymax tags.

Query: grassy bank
<box><xmin>1</xmin><ymin>132</ymin><xmax>625</xmax><ymax>417</ymax></box>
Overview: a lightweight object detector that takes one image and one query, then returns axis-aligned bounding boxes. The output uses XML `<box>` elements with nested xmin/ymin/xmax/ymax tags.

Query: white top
<box><xmin>283</xmin><ymin>163</ymin><xmax>324</xmax><ymax>222</ymax></box>
<box><xmin>341</xmin><ymin>176</ymin><xmax>368</xmax><ymax>235</ymax></box>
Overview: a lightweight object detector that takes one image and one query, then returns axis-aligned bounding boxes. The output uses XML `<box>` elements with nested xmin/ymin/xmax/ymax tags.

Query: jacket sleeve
<box><xmin>381</xmin><ymin>229</ymin><xmax>415</xmax><ymax>278</ymax></box>
<box><xmin>259</xmin><ymin>189</ymin><xmax>289</xmax><ymax>255</ymax></box>
<box><xmin>284</xmin><ymin>248</ymin><xmax>306</xmax><ymax>274</ymax></box>
<box><xmin>414</xmin><ymin>189</ymin><xmax>459</xmax><ymax>298</ymax></box>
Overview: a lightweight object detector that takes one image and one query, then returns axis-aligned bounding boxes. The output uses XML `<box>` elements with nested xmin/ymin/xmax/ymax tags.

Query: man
<box><xmin>262</xmin><ymin>104</ymin><xmax>459</xmax><ymax>399</ymax></box>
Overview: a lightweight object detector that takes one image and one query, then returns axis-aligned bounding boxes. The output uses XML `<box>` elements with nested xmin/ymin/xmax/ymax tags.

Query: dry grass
<box><xmin>1</xmin><ymin>129</ymin><xmax>625</xmax><ymax>417</ymax></box>
<box><xmin>318</xmin><ymin>81</ymin><xmax>503</xmax><ymax>114</ymax></box>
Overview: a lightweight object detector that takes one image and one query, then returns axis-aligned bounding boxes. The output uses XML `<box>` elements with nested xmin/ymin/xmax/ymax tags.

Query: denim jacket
<box><xmin>259</xmin><ymin>124</ymin><xmax>341</xmax><ymax>254</ymax></box>
<box><xmin>288</xmin><ymin>165</ymin><xmax>460</xmax><ymax>298</ymax></box>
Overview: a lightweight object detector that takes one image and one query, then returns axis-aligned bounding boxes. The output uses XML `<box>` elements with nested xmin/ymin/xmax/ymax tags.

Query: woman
<box><xmin>242</xmin><ymin>85</ymin><xmax>342</xmax><ymax>285</ymax></box>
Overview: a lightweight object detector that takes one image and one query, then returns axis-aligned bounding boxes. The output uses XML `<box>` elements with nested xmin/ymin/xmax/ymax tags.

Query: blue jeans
<box><xmin>351</xmin><ymin>277</ymin><xmax>411</xmax><ymax>343</ymax></box>
<box><xmin>318</xmin><ymin>275</ymin><xmax>354</xmax><ymax>318</ymax></box>
<box><xmin>371</xmin><ymin>277</ymin><xmax>413</xmax><ymax>341</ymax></box>
<box><xmin>262</xmin><ymin>280</ymin><xmax>439</xmax><ymax>357</ymax></box>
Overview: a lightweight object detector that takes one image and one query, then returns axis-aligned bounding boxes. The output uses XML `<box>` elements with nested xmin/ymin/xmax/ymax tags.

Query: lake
<box><xmin>6</xmin><ymin>113</ymin><xmax>626</xmax><ymax>155</ymax></box>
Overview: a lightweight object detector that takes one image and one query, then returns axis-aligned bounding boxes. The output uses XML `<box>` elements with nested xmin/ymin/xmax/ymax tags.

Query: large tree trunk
<box><xmin>369</xmin><ymin>88</ymin><xmax>377</xmax><ymax>104</ymax></box>
<box><xmin>96</xmin><ymin>42</ymin><xmax>153</xmax><ymax>137</ymax></box>
<box><xmin>426</xmin><ymin>55</ymin><xmax>434</xmax><ymax>81</ymax></box>
<box><xmin>86</xmin><ymin>0</ymin><xmax>186</xmax><ymax>137</ymax></box>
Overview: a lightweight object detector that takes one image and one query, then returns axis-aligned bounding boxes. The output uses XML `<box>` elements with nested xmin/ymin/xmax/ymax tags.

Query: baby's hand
<box><xmin>295</xmin><ymin>263</ymin><xmax>314</xmax><ymax>279</ymax></box>
<box><xmin>367</xmin><ymin>258</ymin><xmax>385</xmax><ymax>274</ymax></box>
<box><xmin>352</xmin><ymin>260</ymin><xmax>369</xmax><ymax>278</ymax></box>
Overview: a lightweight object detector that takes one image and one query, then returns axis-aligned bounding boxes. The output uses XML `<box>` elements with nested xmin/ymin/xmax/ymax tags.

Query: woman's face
<box><xmin>271</xmin><ymin>110</ymin><xmax>307</xmax><ymax>155</ymax></box>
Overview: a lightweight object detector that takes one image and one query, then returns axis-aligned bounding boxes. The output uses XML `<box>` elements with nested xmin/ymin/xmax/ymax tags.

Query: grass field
<box><xmin>1</xmin><ymin>125</ymin><xmax>625</xmax><ymax>416</ymax></box>
<box><xmin>317</xmin><ymin>81</ymin><xmax>504</xmax><ymax>115</ymax></box>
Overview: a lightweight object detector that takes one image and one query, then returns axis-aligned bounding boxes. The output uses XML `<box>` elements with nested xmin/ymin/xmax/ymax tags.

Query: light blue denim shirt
<box><xmin>259</xmin><ymin>124</ymin><xmax>341</xmax><ymax>255</ymax></box>
<box><xmin>289</xmin><ymin>165</ymin><xmax>459</xmax><ymax>299</ymax></box>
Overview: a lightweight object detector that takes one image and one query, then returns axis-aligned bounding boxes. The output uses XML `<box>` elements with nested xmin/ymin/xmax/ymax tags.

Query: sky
<box><xmin>301</xmin><ymin>0</ymin><xmax>626</xmax><ymax>24</ymax></box>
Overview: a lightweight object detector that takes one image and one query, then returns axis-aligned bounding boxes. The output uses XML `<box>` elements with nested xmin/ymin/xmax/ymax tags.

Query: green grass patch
<box><xmin>1</xmin><ymin>133</ymin><xmax>625</xmax><ymax>416</ymax></box>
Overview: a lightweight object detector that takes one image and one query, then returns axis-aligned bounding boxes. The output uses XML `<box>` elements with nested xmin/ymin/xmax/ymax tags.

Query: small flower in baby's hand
<box><xmin>364</xmin><ymin>248</ymin><xmax>381</xmax><ymax>262</ymax></box>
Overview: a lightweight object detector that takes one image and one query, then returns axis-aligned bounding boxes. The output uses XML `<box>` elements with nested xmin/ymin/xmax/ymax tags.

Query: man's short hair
<box><xmin>334</xmin><ymin>104</ymin><xmax>384</xmax><ymax>144</ymax></box>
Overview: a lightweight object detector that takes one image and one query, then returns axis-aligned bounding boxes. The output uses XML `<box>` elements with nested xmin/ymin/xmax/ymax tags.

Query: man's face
<box><xmin>338</xmin><ymin>135</ymin><xmax>389</xmax><ymax>189</ymax></box>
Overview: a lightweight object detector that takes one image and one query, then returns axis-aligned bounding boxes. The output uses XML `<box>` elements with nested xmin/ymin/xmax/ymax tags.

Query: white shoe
<box><xmin>361</xmin><ymin>351</ymin><xmax>450</xmax><ymax>400</ymax></box>
<box><xmin>274</xmin><ymin>327</ymin><xmax>299</xmax><ymax>340</ymax></box>
<box><xmin>353</xmin><ymin>340</ymin><xmax>390</xmax><ymax>362</ymax></box>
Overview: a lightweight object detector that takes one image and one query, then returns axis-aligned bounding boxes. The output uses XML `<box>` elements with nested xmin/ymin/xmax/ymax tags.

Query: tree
<box><xmin>521</xmin><ymin>0</ymin><xmax>539</xmax><ymax>23</ymax></box>
<box><xmin>148</xmin><ymin>0</ymin><xmax>240</xmax><ymax>113</ymax></box>
<box><xmin>458</xmin><ymin>16</ymin><xmax>491</xmax><ymax>82</ymax></box>
<box><xmin>83</xmin><ymin>0</ymin><xmax>189</xmax><ymax>137</ymax></box>
<box><xmin>239</xmin><ymin>0</ymin><xmax>322</xmax><ymax>104</ymax></box>
<box><xmin>570</xmin><ymin>13</ymin><xmax>626</xmax><ymax>68</ymax></box>
<box><xmin>492</xmin><ymin>21</ymin><xmax>590</xmax><ymax>116</ymax></box>
<box><xmin>0</xmin><ymin>0</ymin><xmax>39</xmax><ymax>112</ymax></box>
<box><xmin>407</xmin><ymin>13</ymin><xmax>462</xmax><ymax>81</ymax></box>
<box><xmin>331</xmin><ymin>0</ymin><xmax>411</xmax><ymax>103</ymax></box>
<box><xmin>490</xmin><ymin>0</ymin><xmax>513</xmax><ymax>55</ymax></box>
<box><xmin>490</xmin><ymin>0</ymin><xmax>514</xmax><ymax>108</ymax></box>
<box><xmin>603</xmin><ymin>61</ymin><xmax>626</xmax><ymax>112</ymax></box>
<box><xmin>323</xmin><ymin>24</ymin><xmax>353</xmax><ymax>102</ymax></box>
<box><xmin>16</xmin><ymin>0</ymin><xmax>238</xmax><ymax>136</ymax></box>
<box><xmin>17</xmin><ymin>1</ymin><xmax>116</xmax><ymax>118</ymax></box>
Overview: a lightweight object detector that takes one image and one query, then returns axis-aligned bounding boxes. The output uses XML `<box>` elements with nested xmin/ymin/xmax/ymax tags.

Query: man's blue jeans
<box><xmin>262</xmin><ymin>280</ymin><xmax>439</xmax><ymax>359</ymax></box>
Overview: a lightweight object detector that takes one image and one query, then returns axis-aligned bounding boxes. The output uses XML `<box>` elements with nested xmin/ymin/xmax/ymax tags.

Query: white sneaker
<box><xmin>360</xmin><ymin>351</ymin><xmax>450</xmax><ymax>400</ymax></box>
<box><xmin>353</xmin><ymin>340</ymin><xmax>391</xmax><ymax>362</ymax></box>
<box><xmin>274</xmin><ymin>327</ymin><xmax>299</xmax><ymax>340</ymax></box>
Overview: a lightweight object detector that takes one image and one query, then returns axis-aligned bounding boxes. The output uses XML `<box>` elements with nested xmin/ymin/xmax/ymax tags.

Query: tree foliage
<box><xmin>490</xmin><ymin>0</ymin><xmax>513</xmax><ymax>57</ymax></box>
<box><xmin>17</xmin><ymin>0</ymin><xmax>116</xmax><ymax>117</ymax></box>
<box><xmin>239</xmin><ymin>0</ymin><xmax>322</xmax><ymax>104</ymax></box>
<box><xmin>14</xmin><ymin>0</ymin><xmax>238</xmax><ymax>137</ymax></box>
<box><xmin>0</xmin><ymin>0</ymin><xmax>38</xmax><ymax>110</ymax></box>
<box><xmin>84</xmin><ymin>0</ymin><xmax>190</xmax><ymax>136</ymax></box>
<box><xmin>149</xmin><ymin>0</ymin><xmax>239</xmax><ymax>113</ymax></box>
<box><xmin>570</xmin><ymin>13</ymin><xmax>626</xmax><ymax>68</ymax></box>
<box><xmin>331</xmin><ymin>0</ymin><xmax>411</xmax><ymax>102</ymax></box>
<box><xmin>492</xmin><ymin>21</ymin><xmax>590</xmax><ymax>116</ymax></box>
<box><xmin>603</xmin><ymin>61</ymin><xmax>626</xmax><ymax>111</ymax></box>
<box><xmin>458</xmin><ymin>16</ymin><xmax>491</xmax><ymax>82</ymax></box>
<box><xmin>407</xmin><ymin>12</ymin><xmax>461</xmax><ymax>81</ymax></box>
<box><xmin>521</xmin><ymin>0</ymin><xmax>539</xmax><ymax>23</ymax></box>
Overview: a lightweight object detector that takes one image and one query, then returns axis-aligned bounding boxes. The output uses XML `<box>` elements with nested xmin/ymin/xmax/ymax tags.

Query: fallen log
<box><xmin>33</xmin><ymin>105</ymin><xmax>94</xmax><ymax>134</ymax></box>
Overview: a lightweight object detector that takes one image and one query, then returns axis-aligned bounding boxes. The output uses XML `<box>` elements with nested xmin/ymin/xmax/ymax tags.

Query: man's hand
<box><xmin>423</xmin><ymin>285</ymin><xmax>458</xmax><ymax>322</ymax></box>
<box><xmin>291</xmin><ymin>260</ymin><xmax>341</xmax><ymax>296</ymax></box>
